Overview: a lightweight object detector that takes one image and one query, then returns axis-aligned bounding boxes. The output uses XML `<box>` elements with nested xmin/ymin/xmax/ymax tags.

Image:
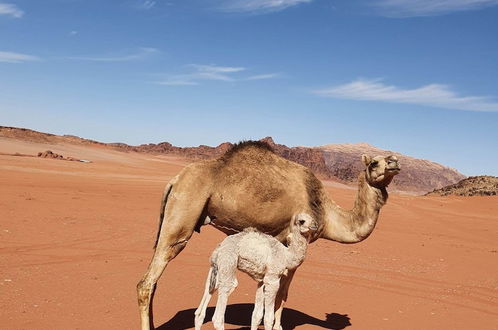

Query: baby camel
<box><xmin>194</xmin><ymin>214</ymin><xmax>315</xmax><ymax>330</ymax></box>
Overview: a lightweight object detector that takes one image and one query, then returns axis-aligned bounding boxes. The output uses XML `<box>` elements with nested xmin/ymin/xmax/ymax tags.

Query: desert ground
<box><xmin>1</xmin><ymin>137</ymin><xmax>497</xmax><ymax>330</ymax></box>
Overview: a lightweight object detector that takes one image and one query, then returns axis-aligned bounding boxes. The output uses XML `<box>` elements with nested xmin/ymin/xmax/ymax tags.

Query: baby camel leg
<box><xmin>272</xmin><ymin>268</ymin><xmax>296</xmax><ymax>330</ymax></box>
<box><xmin>211</xmin><ymin>277</ymin><xmax>238</xmax><ymax>330</ymax></box>
<box><xmin>263</xmin><ymin>276</ymin><xmax>281</xmax><ymax>330</ymax></box>
<box><xmin>251</xmin><ymin>282</ymin><xmax>265</xmax><ymax>330</ymax></box>
<box><xmin>194</xmin><ymin>267</ymin><xmax>215</xmax><ymax>330</ymax></box>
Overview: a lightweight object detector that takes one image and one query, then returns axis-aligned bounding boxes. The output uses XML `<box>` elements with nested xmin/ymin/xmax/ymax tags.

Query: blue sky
<box><xmin>1</xmin><ymin>0</ymin><xmax>497</xmax><ymax>176</ymax></box>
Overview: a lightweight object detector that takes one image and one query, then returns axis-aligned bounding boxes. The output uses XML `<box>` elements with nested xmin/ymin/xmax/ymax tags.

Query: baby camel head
<box><xmin>362</xmin><ymin>154</ymin><xmax>400</xmax><ymax>188</ymax></box>
<box><xmin>290</xmin><ymin>213</ymin><xmax>318</xmax><ymax>242</ymax></box>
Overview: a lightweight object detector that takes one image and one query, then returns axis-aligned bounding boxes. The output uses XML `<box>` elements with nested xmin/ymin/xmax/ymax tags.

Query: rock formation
<box><xmin>0</xmin><ymin>126</ymin><xmax>466</xmax><ymax>194</ymax></box>
<box><xmin>426</xmin><ymin>176</ymin><xmax>498</xmax><ymax>196</ymax></box>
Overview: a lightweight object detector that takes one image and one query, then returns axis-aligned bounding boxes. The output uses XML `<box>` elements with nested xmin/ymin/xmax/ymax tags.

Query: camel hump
<box><xmin>221</xmin><ymin>140</ymin><xmax>274</xmax><ymax>160</ymax></box>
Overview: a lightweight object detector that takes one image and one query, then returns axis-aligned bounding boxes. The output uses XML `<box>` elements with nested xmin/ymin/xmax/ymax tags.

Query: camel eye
<box><xmin>370</xmin><ymin>161</ymin><xmax>378</xmax><ymax>168</ymax></box>
<box><xmin>299</xmin><ymin>219</ymin><xmax>306</xmax><ymax>225</ymax></box>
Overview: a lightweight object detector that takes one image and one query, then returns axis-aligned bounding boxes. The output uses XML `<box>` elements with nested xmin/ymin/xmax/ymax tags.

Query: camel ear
<box><xmin>361</xmin><ymin>154</ymin><xmax>371</xmax><ymax>166</ymax></box>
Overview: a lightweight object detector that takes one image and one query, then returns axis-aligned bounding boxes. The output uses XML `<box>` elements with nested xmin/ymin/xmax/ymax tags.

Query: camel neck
<box><xmin>320</xmin><ymin>171</ymin><xmax>389</xmax><ymax>243</ymax></box>
<box><xmin>352</xmin><ymin>172</ymin><xmax>387</xmax><ymax>220</ymax></box>
<box><xmin>286</xmin><ymin>231</ymin><xmax>308</xmax><ymax>269</ymax></box>
<box><xmin>349</xmin><ymin>171</ymin><xmax>388</xmax><ymax>240</ymax></box>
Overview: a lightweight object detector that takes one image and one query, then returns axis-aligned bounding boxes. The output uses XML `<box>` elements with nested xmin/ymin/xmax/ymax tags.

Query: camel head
<box><xmin>361</xmin><ymin>154</ymin><xmax>400</xmax><ymax>188</ymax></box>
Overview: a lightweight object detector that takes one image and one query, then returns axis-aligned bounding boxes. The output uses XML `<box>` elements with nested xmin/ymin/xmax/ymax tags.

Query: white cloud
<box><xmin>140</xmin><ymin>0</ymin><xmax>156</xmax><ymax>10</ymax></box>
<box><xmin>189</xmin><ymin>64</ymin><xmax>246</xmax><ymax>73</ymax></box>
<box><xmin>373</xmin><ymin>0</ymin><xmax>498</xmax><ymax>17</ymax></box>
<box><xmin>68</xmin><ymin>47</ymin><xmax>158</xmax><ymax>62</ymax></box>
<box><xmin>156</xmin><ymin>64</ymin><xmax>245</xmax><ymax>85</ymax></box>
<box><xmin>0</xmin><ymin>3</ymin><xmax>23</xmax><ymax>18</ymax></box>
<box><xmin>156</xmin><ymin>77</ymin><xmax>199</xmax><ymax>86</ymax></box>
<box><xmin>0</xmin><ymin>50</ymin><xmax>40</xmax><ymax>63</ymax></box>
<box><xmin>156</xmin><ymin>64</ymin><xmax>281</xmax><ymax>86</ymax></box>
<box><xmin>314</xmin><ymin>78</ymin><xmax>498</xmax><ymax>112</ymax></box>
<box><xmin>221</xmin><ymin>0</ymin><xmax>312</xmax><ymax>13</ymax></box>
<box><xmin>188</xmin><ymin>64</ymin><xmax>246</xmax><ymax>81</ymax></box>
<box><xmin>246</xmin><ymin>73</ymin><xmax>281</xmax><ymax>80</ymax></box>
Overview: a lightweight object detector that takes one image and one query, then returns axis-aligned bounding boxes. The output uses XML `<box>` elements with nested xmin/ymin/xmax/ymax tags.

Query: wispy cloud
<box><xmin>68</xmin><ymin>47</ymin><xmax>159</xmax><ymax>62</ymax></box>
<box><xmin>139</xmin><ymin>0</ymin><xmax>156</xmax><ymax>10</ymax></box>
<box><xmin>188</xmin><ymin>64</ymin><xmax>246</xmax><ymax>81</ymax></box>
<box><xmin>246</xmin><ymin>73</ymin><xmax>281</xmax><ymax>80</ymax></box>
<box><xmin>0</xmin><ymin>50</ymin><xmax>40</xmax><ymax>63</ymax></box>
<box><xmin>156</xmin><ymin>76</ymin><xmax>199</xmax><ymax>86</ymax></box>
<box><xmin>220</xmin><ymin>0</ymin><xmax>312</xmax><ymax>13</ymax></box>
<box><xmin>373</xmin><ymin>0</ymin><xmax>498</xmax><ymax>17</ymax></box>
<box><xmin>0</xmin><ymin>3</ymin><xmax>23</xmax><ymax>18</ymax></box>
<box><xmin>156</xmin><ymin>64</ymin><xmax>245</xmax><ymax>85</ymax></box>
<box><xmin>314</xmin><ymin>78</ymin><xmax>498</xmax><ymax>112</ymax></box>
<box><xmin>156</xmin><ymin>64</ymin><xmax>280</xmax><ymax>86</ymax></box>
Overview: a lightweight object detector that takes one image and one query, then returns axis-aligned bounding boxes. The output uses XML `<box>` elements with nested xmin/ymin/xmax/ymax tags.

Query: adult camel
<box><xmin>137</xmin><ymin>141</ymin><xmax>400</xmax><ymax>330</ymax></box>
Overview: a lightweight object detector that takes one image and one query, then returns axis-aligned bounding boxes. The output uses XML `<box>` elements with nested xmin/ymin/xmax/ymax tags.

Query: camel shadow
<box><xmin>157</xmin><ymin>303</ymin><xmax>351</xmax><ymax>330</ymax></box>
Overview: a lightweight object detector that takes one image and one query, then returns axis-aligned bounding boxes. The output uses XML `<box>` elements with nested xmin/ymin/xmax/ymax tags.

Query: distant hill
<box><xmin>0</xmin><ymin>126</ymin><xmax>466</xmax><ymax>194</ymax></box>
<box><xmin>426</xmin><ymin>176</ymin><xmax>498</xmax><ymax>196</ymax></box>
<box><xmin>315</xmin><ymin>142</ymin><xmax>466</xmax><ymax>194</ymax></box>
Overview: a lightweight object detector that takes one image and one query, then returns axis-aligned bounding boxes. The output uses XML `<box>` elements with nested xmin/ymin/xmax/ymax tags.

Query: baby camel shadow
<box><xmin>157</xmin><ymin>303</ymin><xmax>351</xmax><ymax>330</ymax></box>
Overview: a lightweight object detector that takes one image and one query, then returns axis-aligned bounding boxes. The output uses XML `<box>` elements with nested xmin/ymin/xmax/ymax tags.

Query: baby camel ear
<box><xmin>361</xmin><ymin>154</ymin><xmax>372</xmax><ymax>166</ymax></box>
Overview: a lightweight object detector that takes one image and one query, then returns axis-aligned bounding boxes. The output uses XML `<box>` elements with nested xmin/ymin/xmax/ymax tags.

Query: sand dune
<box><xmin>1</xmin><ymin>137</ymin><xmax>497</xmax><ymax>329</ymax></box>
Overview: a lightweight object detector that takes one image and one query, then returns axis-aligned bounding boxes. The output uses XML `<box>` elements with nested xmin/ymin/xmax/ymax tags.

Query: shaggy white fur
<box><xmin>194</xmin><ymin>215</ymin><xmax>315</xmax><ymax>330</ymax></box>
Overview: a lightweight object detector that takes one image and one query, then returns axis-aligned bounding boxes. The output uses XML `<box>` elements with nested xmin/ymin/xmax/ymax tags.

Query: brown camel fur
<box><xmin>137</xmin><ymin>141</ymin><xmax>400</xmax><ymax>330</ymax></box>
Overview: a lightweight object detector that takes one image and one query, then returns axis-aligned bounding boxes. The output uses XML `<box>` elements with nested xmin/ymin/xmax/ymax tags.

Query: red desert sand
<box><xmin>1</xmin><ymin>137</ymin><xmax>497</xmax><ymax>329</ymax></box>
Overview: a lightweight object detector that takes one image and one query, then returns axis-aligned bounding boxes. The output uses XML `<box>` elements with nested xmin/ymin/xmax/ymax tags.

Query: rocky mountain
<box><xmin>426</xmin><ymin>176</ymin><xmax>498</xmax><ymax>196</ymax></box>
<box><xmin>0</xmin><ymin>126</ymin><xmax>107</xmax><ymax>147</ymax></box>
<box><xmin>0</xmin><ymin>126</ymin><xmax>466</xmax><ymax>194</ymax></box>
<box><xmin>315</xmin><ymin>142</ymin><xmax>466</xmax><ymax>194</ymax></box>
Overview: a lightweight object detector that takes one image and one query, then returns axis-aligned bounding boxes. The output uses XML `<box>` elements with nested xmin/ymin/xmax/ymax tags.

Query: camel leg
<box><xmin>263</xmin><ymin>276</ymin><xmax>280</xmax><ymax>330</ymax></box>
<box><xmin>137</xmin><ymin>182</ymin><xmax>209</xmax><ymax>330</ymax></box>
<box><xmin>272</xmin><ymin>269</ymin><xmax>296</xmax><ymax>330</ymax></box>
<box><xmin>137</xmin><ymin>238</ymin><xmax>188</xmax><ymax>330</ymax></box>
<box><xmin>211</xmin><ymin>277</ymin><xmax>238</xmax><ymax>330</ymax></box>
<box><xmin>194</xmin><ymin>267</ymin><xmax>215</xmax><ymax>330</ymax></box>
<box><xmin>251</xmin><ymin>282</ymin><xmax>265</xmax><ymax>330</ymax></box>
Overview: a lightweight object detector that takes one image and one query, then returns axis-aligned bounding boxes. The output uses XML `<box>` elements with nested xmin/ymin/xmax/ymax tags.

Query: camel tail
<box><xmin>153</xmin><ymin>179</ymin><xmax>175</xmax><ymax>249</ymax></box>
<box><xmin>208</xmin><ymin>264</ymin><xmax>218</xmax><ymax>294</ymax></box>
